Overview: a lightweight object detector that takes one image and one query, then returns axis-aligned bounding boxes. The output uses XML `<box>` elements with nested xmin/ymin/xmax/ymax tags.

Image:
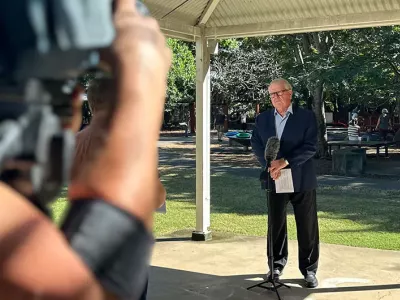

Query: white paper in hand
<box><xmin>275</xmin><ymin>169</ymin><xmax>294</xmax><ymax>193</ymax></box>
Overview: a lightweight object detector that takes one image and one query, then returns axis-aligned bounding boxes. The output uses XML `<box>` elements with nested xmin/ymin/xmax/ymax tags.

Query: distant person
<box><xmin>179</xmin><ymin>109</ymin><xmax>190</xmax><ymax>138</ymax></box>
<box><xmin>214</xmin><ymin>109</ymin><xmax>226</xmax><ymax>142</ymax></box>
<box><xmin>240</xmin><ymin>111</ymin><xmax>247</xmax><ymax>131</ymax></box>
<box><xmin>184</xmin><ymin>109</ymin><xmax>190</xmax><ymax>137</ymax></box>
<box><xmin>375</xmin><ymin>108</ymin><xmax>392</xmax><ymax>140</ymax></box>
<box><xmin>347</xmin><ymin>114</ymin><xmax>360</xmax><ymax>141</ymax></box>
<box><xmin>361</xmin><ymin>127</ymin><xmax>373</xmax><ymax>142</ymax></box>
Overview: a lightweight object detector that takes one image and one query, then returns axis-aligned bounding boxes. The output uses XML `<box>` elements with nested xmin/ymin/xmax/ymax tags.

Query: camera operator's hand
<box><xmin>69</xmin><ymin>0</ymin><xmax>171</xmax><ymax>226</ymax></box>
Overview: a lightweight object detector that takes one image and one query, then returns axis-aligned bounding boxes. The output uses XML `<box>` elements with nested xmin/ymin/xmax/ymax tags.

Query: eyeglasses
<box><xmin>269</xmin><ymin>89</ymin><xmax>291</xmax><ymax>99</ymax></box>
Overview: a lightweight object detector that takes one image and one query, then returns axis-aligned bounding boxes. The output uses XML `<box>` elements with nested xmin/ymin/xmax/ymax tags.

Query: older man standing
<box><xmin>251</xmin><ymin>78</ymin><xmax>319</xmax><ymax>288</ymax></box>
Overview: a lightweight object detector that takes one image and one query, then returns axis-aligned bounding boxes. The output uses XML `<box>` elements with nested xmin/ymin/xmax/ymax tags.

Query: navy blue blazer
<box><xmin>251</xmin><ymin>106</ymin><xmax>318</xmax><ymax>192</ymax></box>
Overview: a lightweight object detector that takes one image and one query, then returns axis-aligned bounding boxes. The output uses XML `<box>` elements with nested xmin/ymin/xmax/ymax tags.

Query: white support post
<box><xmin>192</xmin><ymin>32</ymin><xmax>215</xmax><ymax>241</ymax></box>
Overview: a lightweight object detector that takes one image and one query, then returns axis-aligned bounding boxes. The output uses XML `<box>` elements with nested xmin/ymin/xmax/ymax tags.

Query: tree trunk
<box><xmin>189</xmin><ymin>102</ymin><xmax>196</xmax><ymax>133</ymax></box>
<box><xmin>256</xmin><ymin>102</ymin><xmax>260</xmax><ymax>116</ymax></box>
<box><xmin>300</xmin><ymin>32</ymin><xmax>329</xmax><ymax>157</ymax></box>
<box><xmin>223</xmin><ymin>102</ymin><xmax>229</xmax><ymax>132</ymax></box>
<box><xmin>312</xmin><ymin>82</ymin><xmax>328</xmax><ymax>158</ymax></box>
<box><xmin>302</xmin><ymin>34</ymin><xmax>312</xmax><ymax>55</ymax></box>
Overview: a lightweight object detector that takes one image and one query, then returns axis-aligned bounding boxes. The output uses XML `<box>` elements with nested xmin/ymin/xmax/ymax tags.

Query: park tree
<box><xmin>239</xmin><ymin>26</ymin><xmax>400</xmax><ymax>156</ymax></box>
<box><xmin>332</xmin><ymin>27</ymin><xmax>400</xmax><ymax>111</ymax></box>
<box><xmin>301</xmin><ymin>27</ymin><xmax>400</xmax><ymax>155</ymax></box>
<box><xmin>166</xmin><ymin>39</ymin><xmax>196</xmax><ymax>111</ymax></box>
<box><xmin>211</xmin><ymin>39</ymin><xmax>282</xmax><ymax>118</ymax></box>
<box><xmin>296</xmin><ymin>32</ymin><xmax>333</xmax><ymax>157</ymax></box>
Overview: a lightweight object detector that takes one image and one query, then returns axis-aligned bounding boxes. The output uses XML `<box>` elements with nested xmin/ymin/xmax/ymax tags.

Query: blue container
<box><xmin>225</xmin><ymin>131</ymin><xmax>239</xmax><ymax>137</ymax></box>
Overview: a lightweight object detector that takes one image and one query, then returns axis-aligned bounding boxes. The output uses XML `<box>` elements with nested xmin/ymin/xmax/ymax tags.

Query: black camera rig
<box><xmin>0</xmin><ymin>0</ymin><xmax>148</xmax><ymax>215</ymax></box>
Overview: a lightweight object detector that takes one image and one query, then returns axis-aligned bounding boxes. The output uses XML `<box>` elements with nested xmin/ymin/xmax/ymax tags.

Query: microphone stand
<box><xmin>247</xmin><ymin>166</ymin><xmax>290</xmax><ymax>300</ymax></box>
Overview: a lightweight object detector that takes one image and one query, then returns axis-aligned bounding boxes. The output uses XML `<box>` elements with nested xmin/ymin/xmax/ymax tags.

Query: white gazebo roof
<box><xmin>144</xmin><ymin>0</ymin><xmax>400</xmax><ymax>40</ymax></box>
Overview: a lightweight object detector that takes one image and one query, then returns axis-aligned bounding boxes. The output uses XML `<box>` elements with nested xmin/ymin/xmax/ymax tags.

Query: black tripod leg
<box><xmin>269</xmin><ymin>279</ymin><xmax>282</xmax><ymax>300</ymax></box>
<box><xmin>247</xmin><ymin>277</ymin><xmax>290</xmax><ymax>300</ymax></box>
<box><xmin>246</xmin><ymin>281</ymin><xmax>264</xmax><ymax>290</ymax></box>
<box><xmin>247</xmin><ymin>183</ymin><xmax>290</xmax><ymax>299</ymax></box>
<box><xmin>275</xmin><ymin>280</ymin><xmax>291</xmax><ymax>289</ymax></box>
<box><xmin>246</xmin><ymin>274</ymin><xmax>273</xmax><ymax>290</ymax></box>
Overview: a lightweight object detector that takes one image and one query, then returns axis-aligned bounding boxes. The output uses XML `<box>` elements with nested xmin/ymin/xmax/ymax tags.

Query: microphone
<box><xmin>260</xmin><ymin>136</ymin><xmax>280</xmax><ymax>189</ymax></box>
<box><xmin>264</xmin><ymin>136</ymin><xmax>280</xmax><ymax>168</ymax></box>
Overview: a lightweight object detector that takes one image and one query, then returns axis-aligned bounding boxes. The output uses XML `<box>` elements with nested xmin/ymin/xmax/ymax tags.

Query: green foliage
<box><xmin>330</xmin><ymin>27</ymin><xmax>400</xmax><ymax>110</ymax></box>
<box><xmin>218</xmin><ymin>38</ymin><xmax>240</xmax><ymax>49</ymax></box>
<box><xmin>222</xmin><ymin>27</ymin><xmax>400</xmax><ymax>113</ymax></box>
<box><xmin>211</xmin><ymin>38</ymin><xmax>281</xmax><ymax>110</ymax></box>
<box><xmin>166</xmin><ymin>39</ymin><xmax>196</xmax><ymax>111</ymax></box>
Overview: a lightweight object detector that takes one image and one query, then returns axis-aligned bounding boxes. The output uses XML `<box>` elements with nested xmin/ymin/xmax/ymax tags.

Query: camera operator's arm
<box><xmin>68</xmin><ymin>0</ymin><xmax>171</xmax><ymax>226</ymax></box>
<box><xmin>0</xmin><ymin>1</ymin><xmax>171</xmax><ymax>299</ymax></box>
<box><xmin>63</xmin><ymin>0</ymin><xmax>170</xmax><ymax>298</ymax></box>
<box><xmin>0</xmin><ymin>183</ymin><xmax>108</xmax><ymax>300</ymax></box>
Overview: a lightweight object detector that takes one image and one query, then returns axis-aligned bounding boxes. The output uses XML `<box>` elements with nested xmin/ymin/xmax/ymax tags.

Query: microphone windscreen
<box><xmin>264</xmin><ymin>136</ymin><xmax>280</xmax><ymax>163</ymax></box>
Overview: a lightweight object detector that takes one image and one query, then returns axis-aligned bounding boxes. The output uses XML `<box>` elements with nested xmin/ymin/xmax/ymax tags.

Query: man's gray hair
<box><xmin>269</xmin><ymin>78</ymin><xmax>292</xmax><ymax>90</ymax></box>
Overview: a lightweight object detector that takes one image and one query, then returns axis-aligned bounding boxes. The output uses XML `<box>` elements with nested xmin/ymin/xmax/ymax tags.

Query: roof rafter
<box><xmin>158</xmin><ymin>19</ymin><xmax>201</xmax><ymax>41</ymax></box>
<box><xmin>196</xmin><ymin>0</ymin><xmax>222</xmax><ymax>26</ymax></box>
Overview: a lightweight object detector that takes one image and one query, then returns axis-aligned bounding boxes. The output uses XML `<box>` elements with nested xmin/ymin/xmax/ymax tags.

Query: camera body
<box><xmin>0</xmin><ymin>0</ymin><xmax>148</xmax><ymax>215</ymax></box>
<box><xmin>0</xmin><ymin>0</ymin><xmax>116</xmax><ymax>83</ymax></box>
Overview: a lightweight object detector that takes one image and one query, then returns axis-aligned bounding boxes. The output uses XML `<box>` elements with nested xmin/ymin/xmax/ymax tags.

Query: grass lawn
<box><xmin>52</xmin><ymin>166</ymin><xmax>400</xmax><ymax>251</ymax></box>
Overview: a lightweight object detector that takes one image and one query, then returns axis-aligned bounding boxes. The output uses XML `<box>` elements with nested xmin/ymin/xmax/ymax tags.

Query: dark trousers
<box><xmin>379</xmin><ymin>129</ymin><xmax>389</xmax><ymax>141</ymax></box>
<box><xmin>267</xmin><ymin>189</ymin><xmax>319</xmax><ymax>276</ymax></box>
<box><xmin>139</xmin><ymin>279</ymin><xmax>148</xmax><ymax>300</ymax></box>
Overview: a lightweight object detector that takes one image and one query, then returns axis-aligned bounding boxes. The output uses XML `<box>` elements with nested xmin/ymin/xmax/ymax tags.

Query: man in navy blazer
<box><xmin>251</xmin><ymin>78</ymin><xmax>320</xmax><ymax>288</ymax></box>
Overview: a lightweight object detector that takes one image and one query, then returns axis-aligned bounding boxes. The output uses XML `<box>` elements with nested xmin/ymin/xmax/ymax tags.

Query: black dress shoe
<box><xmin>266</xmin><ymin>269</ymin><xmax>283</xmax><ymax>280</ymax></box>
<box><xmin>305</xmin><ymin>274</ymin><xmax>318</xmax><ymax>288</ymax></box>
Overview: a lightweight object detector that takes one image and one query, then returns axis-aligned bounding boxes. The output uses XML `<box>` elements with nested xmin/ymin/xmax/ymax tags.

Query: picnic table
<box><xmin>226</xmin><ymin>132</ymin><xmax>252</xmax><ymax>151</ymax></box>
<box><xmin>328</xmin><ymin>140</ymin><xmax>396</xmax><ymax>158</ymax></box>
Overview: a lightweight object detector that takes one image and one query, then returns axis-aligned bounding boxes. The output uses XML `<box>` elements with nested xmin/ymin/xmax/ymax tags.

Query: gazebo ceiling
<box><xmin>143</xmin><ymin>0</ymin><xmax>400</xmax><ymax>40</ymax></box>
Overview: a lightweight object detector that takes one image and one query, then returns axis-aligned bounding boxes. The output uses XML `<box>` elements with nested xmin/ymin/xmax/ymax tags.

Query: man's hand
<box><xmin>269</xmin><ymin>159</ymin><xmax>288</xmax><ymax>181</ymax></box>
<box><xmin>270</xmin><ymin>169</ymin><xmax>281</xmax><ymax>181</ymax></box>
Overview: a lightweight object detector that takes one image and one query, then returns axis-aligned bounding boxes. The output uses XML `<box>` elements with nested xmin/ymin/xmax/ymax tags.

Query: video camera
<box><xmin>0</xmin><ymin>0</ymin><xmax>148</xmax><ymax>216</ymax></box>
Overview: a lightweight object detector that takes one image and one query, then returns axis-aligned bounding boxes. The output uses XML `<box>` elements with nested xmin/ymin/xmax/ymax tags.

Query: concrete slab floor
<box><xmin>148</xmin><ymin>236</ymin><xmax>400</xmax><ymax>300</ymax></box>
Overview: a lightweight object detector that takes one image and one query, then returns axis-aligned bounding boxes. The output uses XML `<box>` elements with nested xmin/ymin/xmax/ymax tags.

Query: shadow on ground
<box><xmin>148</xmin><ymin>266</ymin><xmax>400</xmax><ymax>300</ymax></box>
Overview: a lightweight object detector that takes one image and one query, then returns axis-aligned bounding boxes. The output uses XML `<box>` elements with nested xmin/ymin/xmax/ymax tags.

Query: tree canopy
<box><xmin>165</xmin><ymin>39</ymin><xmax>196</xmax><ymax>112</ymax></box>
<box><xmin>165</xmin><ymin>26</ymin><xmax>400</xmax><ymax>155</ymax></box>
